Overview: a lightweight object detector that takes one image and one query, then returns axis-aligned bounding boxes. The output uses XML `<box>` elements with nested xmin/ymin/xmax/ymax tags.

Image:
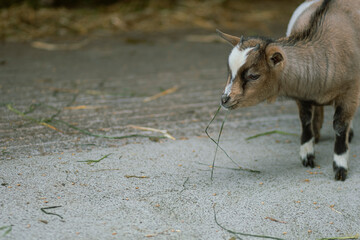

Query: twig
<box><xmin>40</xmin><ymin>206</ymin><xmax>63</xmax><ymax>219</ymax></box>
<box><xmin>265</xmin><ymin>217</ymin><xmax>287</xmax><ymax>224</ymax></box>
<box><xmin>128</xmin><ymin>125</ymin><xmax>176</xmax><ymax>140</ymax></box>
<box><xmin>197</xmin><ymin>162</ymin><xmax>260</xmax><ymax>173</ymax></box>
<box><xmin>316</xmin><ymin>234</ymin><xmax>359</xmax><ymax>240</ymax></box>
<box><xmin>0</xmin><ymin>225</ymin><xmax>12</xmax><ymax>238</ymax></box>
<box><xmin>213</xmin><ymin>204</ymin><xmax>285</xmax><ymax>240</ymax></box>
<box><xmin>179</xmin><ymin>177</ymin><xmax>189</xmax><ymax>194</ymax></box>
<box><xmin>330</xmin><ymin>207</ymin><xmax>343</xmax><ymax>215</ymax></box>
<box><xmin>143</xmin><ymin>85</ymin><xmax>178</xmax><ymax>102</ymax></box>
<box><xmin>245</xmin><ymin>130</ymin><xmax>298</xmax><ymax>141</ymax></box>
<box><xmin>125</xmin><ymin>175</ymin><xmax>149</xmax><ymax>179</ymax></box>
<box><xmin>77</xmin><ymin>153</ymin><xmax>112</xmax><ymax>165</ymax></box>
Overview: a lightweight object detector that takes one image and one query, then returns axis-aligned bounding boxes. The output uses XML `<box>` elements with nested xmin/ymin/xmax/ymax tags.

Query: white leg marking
<box><xmin>300</xmin><ymin>137</ymin><xmax>314</xmax><ymax>160</ymax></box>
<box><xmin>286</xmin><ymin>0</ymin><xmax>320</xmax><ymax>36</ymax></box>
<box><xmin>334</xmin><ymin>151</ymin><xmax>349</xmax><ymax>169</ymax></box>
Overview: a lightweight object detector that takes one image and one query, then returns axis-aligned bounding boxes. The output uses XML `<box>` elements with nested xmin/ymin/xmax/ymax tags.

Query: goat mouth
<box><xmin>221</xmin><ymin>102</ymin><xmax>238</xmax><ymax>110</ymax></box>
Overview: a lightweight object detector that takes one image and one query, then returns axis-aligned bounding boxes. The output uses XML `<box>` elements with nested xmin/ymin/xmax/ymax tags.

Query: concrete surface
<box><xmin>1</xmin><ymin>31</ymin><xmax>360</xmax><ymax>240</ymax></box>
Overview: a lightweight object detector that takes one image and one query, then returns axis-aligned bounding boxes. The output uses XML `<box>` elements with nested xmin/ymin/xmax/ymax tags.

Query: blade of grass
<box><xmin>0</xmin><ymin>225</ymin><xmax>12</xmax><ymax>238</ymax></box>
<box><xmin>77</xmin><ymin>153</ymin><xmax>112</xmax><ymax>165</ymax></box>
<box><xmin>56</xmin><ymin>119</ymin><xmax>167</xmax><ymax>140</ymax></box>
<box><xmin>40</xmin><ymin>206</ymin><xmax>63</xmax><ymax>219</ymax></box>
<box><xmin>205</xmin><ymin>106</ymin><xmax>260</xmax><ymax>177</ymax></box>
<box><xmin>197</xmin><ymin>162</ymin><xmax>260</xmax><ymax>173</ymax></box>
<box><xmin>205</xmin><ymin>106</ymin><xmax>240</xmax><ymax>168</ymax></box>
<box><xmin>7</xmin><ymin>101</ymin><xmax>170</xmax><ymax>140</ymax></box>
<box><xmin>7</xmin><ymin>104</ymin><xmax>63</xmax><ymax>133</ymax></box>
<box><xmin>211</xmin><ymin>111</ymin><xmax>228</xmax><ymax>181</ymax></box>
<box><xmin>316</xmin><ymin>235</ymin><xmax>359</xmax><ymax>240</ymax></box>
<box><xmin>213</xmin><ymin>204</ymin><xmax>285</xmax><ymax>240</ymax></box>
<box><xmin>246</xmin><ymin>130</ymin><xmax>298</xmax><ymax>141</ymax></box>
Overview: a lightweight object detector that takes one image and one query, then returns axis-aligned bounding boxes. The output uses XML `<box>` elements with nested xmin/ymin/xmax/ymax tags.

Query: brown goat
<box><xmin>217</xmin><ymin>0</ymin><xmax>360</xmax><ymax>181</ymax></box>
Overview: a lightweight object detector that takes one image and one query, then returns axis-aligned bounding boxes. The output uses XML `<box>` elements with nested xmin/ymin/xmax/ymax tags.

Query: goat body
<box><xmin>217</xmin><ymin>0</ymin><xmax>360</xmax><ymax>181</ymax></box>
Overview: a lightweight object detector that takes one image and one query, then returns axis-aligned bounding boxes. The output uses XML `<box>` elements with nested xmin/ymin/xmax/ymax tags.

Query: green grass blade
<box><xmin>205</xmin><ymin>106</ymin><xmax>241</xmax><ymax>168</ymax></box>
<box><xmin>40</xmin><ymin>206</ymin><xmax>63</xmax><ymax>219</ymax></box>
<box><xmin>316</xmin><ymin>234</ymin><xmax>359</xmax><ymax>240</ymax></box>
<box><xmin>77</xmin><ymin>153</ymin><xmax>112</xmax><ymax>165</ymax></box>
<box><xmin>213</xmin><ymin>205</ymin><xmax>285</xmax><ymax>240</ymax></box>
<box><xmin>211</xmin><ymin>112</ymin><xmax>228</xmax><ymax>181</ymax></box>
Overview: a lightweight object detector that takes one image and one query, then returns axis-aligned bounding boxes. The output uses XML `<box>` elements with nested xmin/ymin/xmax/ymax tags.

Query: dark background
<box><xmin>0</xmin><ymin>0</ymin><xmax>302</xmax><ymax>42</ymax></box>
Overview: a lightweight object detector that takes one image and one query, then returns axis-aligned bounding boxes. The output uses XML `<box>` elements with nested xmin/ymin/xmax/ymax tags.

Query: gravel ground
<box><xmin>1</xmin><ymin>29</ymin><xmax>360</xmax><ymax>239</ymax></box>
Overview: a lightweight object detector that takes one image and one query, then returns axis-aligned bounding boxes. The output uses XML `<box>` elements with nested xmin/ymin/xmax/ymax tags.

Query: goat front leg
<box><xmin>333</xmin><ymin>105</ymin><xmax>353</xmax><ymax>181</ymax></box>
<box><xmin>297</xmin><ymin>101</ymin><xmax>315</xmax><ymax>168</ymax></box>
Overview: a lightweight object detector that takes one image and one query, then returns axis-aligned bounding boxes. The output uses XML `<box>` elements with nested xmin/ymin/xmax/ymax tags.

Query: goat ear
<box><xmin>266</xmin><ymin>46</ymin><xmax>284</xmax><ymax>67</ymax></box>
<box><xmin>216</xmin><ymin>29</ymin><xmax>242</xmax><ymax>47</ymax></box>
<box><xmin>271</xmin><ymin>52</ymin><xmax>284</xmax><ymax>65</ymax></box>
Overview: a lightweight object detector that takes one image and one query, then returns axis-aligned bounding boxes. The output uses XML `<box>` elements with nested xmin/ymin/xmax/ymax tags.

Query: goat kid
<box><xmin>217</xmin><ymin>0</ymin><xmax>360</xmax><ymax>181</ymax></box>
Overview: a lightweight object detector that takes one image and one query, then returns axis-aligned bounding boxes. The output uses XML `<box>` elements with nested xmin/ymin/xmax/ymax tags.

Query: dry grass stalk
<box><xmin>64</xmin><ymin>105</ymin><xmax>106</xmax><ymax>110</ymax></box>
<box><xmin>143</xmin><ymin>85</ymin><xmax>178</xmax><ymax>103</ymax></box>
<box><xmin>128</xmin><ymin>125</ymin><xmax>176</xmax><ymax>140</ymax></box>
<box><xmin>31</xmin><ymin>40</ymin><xmax>88</xmax><ymax>51</ymax></box>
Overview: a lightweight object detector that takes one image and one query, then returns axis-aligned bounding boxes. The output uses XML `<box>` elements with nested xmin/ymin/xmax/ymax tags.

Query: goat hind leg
<box><xmin>348</xmin><ymin>121</ymin><xmax>354</xmax><ymax>143</ymax></box>
<box><xmin>297</xmin><ymin>101</ymin><xmax>315</xmax><ymax>168</ymax></box>
<box><xmin>312</xmin><ymin>106</ymin><xmax>324</xmax><ymax>143</ymax></box>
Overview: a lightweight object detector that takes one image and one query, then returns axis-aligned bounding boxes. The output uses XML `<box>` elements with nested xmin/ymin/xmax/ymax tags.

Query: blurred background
<box><xmin>0</xmin><ymin>0</ymin><xmax>304</xmax><ymax>157</ymax></box>
<box><xmin>0</xmin><ymin>0</ymin><xmax>303</xmax><ymax>42</ymax></box>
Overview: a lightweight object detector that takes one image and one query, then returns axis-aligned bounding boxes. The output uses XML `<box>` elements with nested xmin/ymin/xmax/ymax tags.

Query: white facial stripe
<box><xmin>334</xmin><ymin>151</ymin><xmax>349</xmax><ymax>169</ymax></box>
<box><xmin>286</xmin><ymin>0</ymin><xmax>320</xmax><ymax>36</ymax></box>
<box><xmin>300</xmin><ymin>138</ymin><xmax>314</xmax><ymax>160</ymax></box>
<box><xmin>224</xmin><ymin>46</ymin><xmax>254</xmax><ymax>96</ymax></box>
<box><xmin>229</xmin><ymin>47</ymin><xmax>254</xmax><ymax>78</ymax></box>
<box><xmin>224</xmin><ymin>82</ymin><xmax>233</xmax><ymax>95</ymax></box>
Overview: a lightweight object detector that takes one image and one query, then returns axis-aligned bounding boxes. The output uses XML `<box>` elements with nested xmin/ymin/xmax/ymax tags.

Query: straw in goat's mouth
<box><xmin>205</xmin><ymin>106</ymin><xmax>260</xmax><ymax>180</ymax></box>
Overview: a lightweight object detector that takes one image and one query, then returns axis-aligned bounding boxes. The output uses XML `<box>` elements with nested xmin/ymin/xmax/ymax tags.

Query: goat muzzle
<box><xmin>221</xmin><ymin>94</ymin><xmax>231</xmax><ymax>106</ymax></box>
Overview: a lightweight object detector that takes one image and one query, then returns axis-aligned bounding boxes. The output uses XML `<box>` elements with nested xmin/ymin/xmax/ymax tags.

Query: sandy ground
<box><xmin>1</xmin><ymin>30</ymin><xmax>360</xmax><ymax>239</ymax></box>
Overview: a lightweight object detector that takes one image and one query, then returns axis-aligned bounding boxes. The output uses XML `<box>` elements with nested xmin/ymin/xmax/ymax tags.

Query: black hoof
<box><xmin>302</xmin><ymin>154</ymin><xmax>315</xmax><ymax>168</ymax></box>
<box><xmin>333</xmin><ymin>163</ymin><xmax>347</xmax><ymax>181</ymax></box>
<box><xmin>348</xmin><ymin>129</ymin><xmax>354</xmax><ymax>143</ymax></box>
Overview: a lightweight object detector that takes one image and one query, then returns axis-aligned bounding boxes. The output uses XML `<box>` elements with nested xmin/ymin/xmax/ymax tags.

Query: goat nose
<box><xmin>221</xmin><ymin>94</ymin><xmax>230</xmax><ymax>105</ymax></box>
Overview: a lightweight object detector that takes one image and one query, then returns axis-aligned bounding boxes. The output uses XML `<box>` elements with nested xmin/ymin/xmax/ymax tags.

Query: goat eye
<box><xmin>248</xmin><ymin>74</ymin><xmax>260</xmax><ymax>80</ymax></box>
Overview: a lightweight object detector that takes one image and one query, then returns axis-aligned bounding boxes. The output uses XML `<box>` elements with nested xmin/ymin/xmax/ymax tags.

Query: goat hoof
<box><xmin>302</xmin><ymin>154</ymin><xmax>315</xmax><ymax>168</ymax></box>
<box><xmin>334</xmin><ymin>167</ymin><xmax>347</xmax><ymax>181</ymax></box>
<box><xmin>348</xmin><ymin>129</ymin><xmax>354</xmax><ymax>143</ymax></box>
